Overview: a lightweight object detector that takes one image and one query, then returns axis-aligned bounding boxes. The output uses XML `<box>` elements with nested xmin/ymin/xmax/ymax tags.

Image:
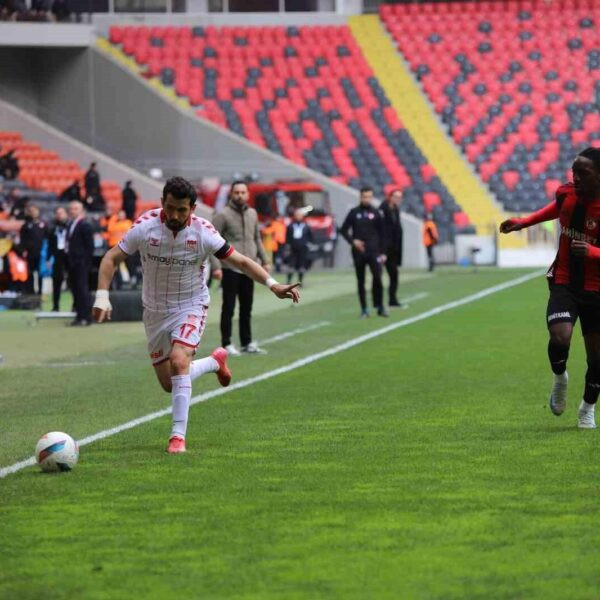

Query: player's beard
<box><xmin>166</xmin><ymin>219</ymin><xmax>186</xmax><ymax>231</ymax></box>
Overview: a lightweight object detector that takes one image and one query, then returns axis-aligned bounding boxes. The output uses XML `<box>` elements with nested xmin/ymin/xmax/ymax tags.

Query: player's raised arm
<box><xmin>92</xmin><ymin>245</ymin><xmax>128</xmax><ymax>322</ymax></box>
<box><xmin>499</xmin><ymin>200</ymin><xmax>560</xmax><ymax>233</ymax></box>
<box><xmin>221</xmin><ymin>249</ymin><xmax>300</xmax><ymax>303</ymax></box>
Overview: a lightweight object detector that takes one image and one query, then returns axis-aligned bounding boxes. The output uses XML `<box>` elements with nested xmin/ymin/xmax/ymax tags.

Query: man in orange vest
<box><xmin>423</xmin><ymin>213</ymin><xmax>439</xmax><ymax>272</ymax></box>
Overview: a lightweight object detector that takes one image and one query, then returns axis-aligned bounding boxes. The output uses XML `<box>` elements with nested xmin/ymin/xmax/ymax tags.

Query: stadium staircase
<box><xmin>380</xmin><ymin>0</ymin><xmax>600</xmax><ymax>215</ymax></box>
<box><xmin>349</xmin><ymin>14</ymin><xmax>506</xmax><ymax>238</ymax></box>
<box><xmin>102</xmin><ymin>25</ymin><xmax>478</xmax><ymax>243</ymax></box>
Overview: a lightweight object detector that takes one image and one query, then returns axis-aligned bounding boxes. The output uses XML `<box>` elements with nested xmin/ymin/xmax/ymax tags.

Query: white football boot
<box><xmin>549</xmin><ymin>372</ymin><xmax>568</xmax><ymax>416</ymax></box>
<box><xmin>578</xmin><ymin>401</ymin><xmax>596</xmax><ymax>429</ymax></box>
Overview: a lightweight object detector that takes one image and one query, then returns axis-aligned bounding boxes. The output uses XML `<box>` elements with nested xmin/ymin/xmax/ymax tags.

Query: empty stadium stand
<box><xmin>0</xmin><ymin>131</ymin><xmax>156</xmax><ymax>217</ymax></box>
<box><xmin>381</xmin><ymin>0</ymin><xmax>600</xmax><ymax>213</ymax></box>
<box><xmin>107</xmin><ymin>24</ymin><xmax>472</xmax><ymax>241</ymax></box>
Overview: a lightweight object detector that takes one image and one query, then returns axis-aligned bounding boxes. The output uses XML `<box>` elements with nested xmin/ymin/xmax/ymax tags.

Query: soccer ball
<box><xmin>35</xmin><ymin>432</ymin><xmax>79</xmax><ymax>473</ymax></box>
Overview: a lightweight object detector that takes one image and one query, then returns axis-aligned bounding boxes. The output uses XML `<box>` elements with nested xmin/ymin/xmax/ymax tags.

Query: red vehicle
<box><xmin>199</xmin><ymin>181</ymin><xmax>337</xmax><ymax>265</ymax></box>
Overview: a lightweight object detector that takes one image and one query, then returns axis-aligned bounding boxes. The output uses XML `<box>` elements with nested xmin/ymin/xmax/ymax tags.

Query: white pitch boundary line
<box><xmin>0</xmin><ymin>270</ymin><xmax>543</xmax><ymax>479</ymax></box>
<box><xmin>259</xmin><ymin>321</ymin><xmax>332</xmax><ymax>346</ymax></box>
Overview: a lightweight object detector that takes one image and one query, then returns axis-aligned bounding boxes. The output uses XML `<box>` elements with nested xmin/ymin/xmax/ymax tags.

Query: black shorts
<box><xmin>547</xmin><ymin>284</ymin><xmax>600</xmax><ymax>335</ymax></box>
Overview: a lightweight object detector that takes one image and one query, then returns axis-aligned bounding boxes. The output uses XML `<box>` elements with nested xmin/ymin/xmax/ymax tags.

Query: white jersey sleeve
<box><xmin>195</xmin><ymin>217</ymin><xmax>234</xmax><ymax>259</ymax></box>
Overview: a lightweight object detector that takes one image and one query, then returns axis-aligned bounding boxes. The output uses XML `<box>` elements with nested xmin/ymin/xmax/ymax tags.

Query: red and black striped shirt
<box><xmin>517</xmin><ymin>183</ymin><xmax>600</xmax><ymax>291</ymax></box>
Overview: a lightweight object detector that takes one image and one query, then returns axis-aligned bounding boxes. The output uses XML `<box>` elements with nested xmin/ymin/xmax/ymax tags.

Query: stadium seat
<box><xmin>108</xmin><ymin>24</ymin><xmax>464</xmax><ymax>234</ymax></box>
<box><xmin>380</xmin><ymin>0</ymin><xmax>600</xmax><ymax>212</ymax></box>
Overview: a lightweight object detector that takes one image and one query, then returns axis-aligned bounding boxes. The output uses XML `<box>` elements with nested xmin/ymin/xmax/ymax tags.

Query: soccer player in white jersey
<box><xmin>92</xmin><ymin>177</ymin><xmax>300</xmax><ymax>453</ymax></box>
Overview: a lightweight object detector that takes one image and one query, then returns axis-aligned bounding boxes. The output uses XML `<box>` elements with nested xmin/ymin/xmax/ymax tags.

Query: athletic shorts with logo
<box><xmin>144</xmin><ymin>307</ymin><xmax>208</xmax><ymax>365</ymax></box>
<box><xmin>546</xmin><ymin>284</ymin><xmax>600</xmax><ymax>335</ymax></box>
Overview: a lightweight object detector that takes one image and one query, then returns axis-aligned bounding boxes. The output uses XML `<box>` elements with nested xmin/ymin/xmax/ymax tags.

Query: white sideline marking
<box><xmin>259</xmin><ymin>321</ymin><xmax>332</xmax><ymax>346</ymax></box>
<box><xmin>400</xmin><ymin>292</ymin><xmax>429</xmax><ymax>304</ymax></box>
<box><xmin>0</xmin><ymin>270</ymin><xmax>543</xmax><ymax>479</ymax></box>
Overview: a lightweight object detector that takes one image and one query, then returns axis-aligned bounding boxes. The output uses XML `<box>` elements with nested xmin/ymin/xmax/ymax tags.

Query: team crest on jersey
<box><xmin>149</xmin><ymin>237</ymin><xmax>160</xmax><ymax>247</ymax></box>
<box><xmin>586</xmin><ymin>219</ymin><xmax>598</xmax><ymax>230</ymax></box>
<box><xmin>186</xmin><ymin>239</ymin><xmax>197</xmax><ymax>247</ymax></box>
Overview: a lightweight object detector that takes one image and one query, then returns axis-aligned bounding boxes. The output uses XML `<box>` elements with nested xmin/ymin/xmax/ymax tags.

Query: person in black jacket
<box><xmin>19</xmin><ymin>203</ymin><xmax>46</xmax><ymax>295</ymax></box>
<box><xmin>285</xmin><ymin>209</ymin><xmax>313</xmax><ymax>286</ymax></box>
<box><xmin>66</xmin><ymin>200</ymin><xmax>94</xmax><ymax>326</ymax></box>
<box><xmin>340</xmin><ymin>187</ymin><xmax>388</xmax><ymax>318</ymax></box>
<box><xmin>59</xmin><ymin>180</ymin><xmax>81</xmax><ymax>203</ymax></box>
<box><xmin>84</xmin><ymin>162</ymin><xmax>100</xmax><ymax>199</ymax></box>
<box><xmin>122</xmin><ymin>180</ymin><xmax>138</xmax><ymax>221</ymax></box>
<box><xmin>380</xmin><ymin>189</ymin><xmax>405</xmax><ymax>308</ymax></box>
<box><xmin>47</xmin><ymin>205</ymin><xmax>69</xmax><ymax>311</ymax></box>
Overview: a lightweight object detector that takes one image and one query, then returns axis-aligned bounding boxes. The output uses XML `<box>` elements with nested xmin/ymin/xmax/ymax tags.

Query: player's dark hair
<box><xmin>578</xmin><ymin>147</ymin><xmax>600</xmax><ymax>172</ymax></box>
<box><xmin>162</xmin><ymin>176</ymin><xmax>197</xmax><ymax>206</ymax></box>
<box><xmin>360</xmin><ymin>186</ymin><xmax>373</xmax><ymax>195</ymax></box>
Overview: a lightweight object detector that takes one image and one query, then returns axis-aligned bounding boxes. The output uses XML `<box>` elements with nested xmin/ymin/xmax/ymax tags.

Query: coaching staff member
<box><xmin>341</xmin><ymin>186</ymin><xmax>388</xmax><ymax>318</ymax></box>
<box><xmin>380</xmin><ymin>188</ymin><xmax>404</xmax><ymax>307</ymax></box>
<box><xmin>213</xmin><ymin>180</ymin><xmax>270</xmax><ymax>355</ymax></box>
<box><xmin>66</xmin><ymin>200</ymin><xmax>94</xmax><ymax>326</ymax></box>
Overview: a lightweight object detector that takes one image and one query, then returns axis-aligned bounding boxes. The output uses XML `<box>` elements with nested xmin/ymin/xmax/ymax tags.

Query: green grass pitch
<box><xmin>1</xmin><ymin>267</ymin><xmax>599</xmax><ymax>599</ymax></box>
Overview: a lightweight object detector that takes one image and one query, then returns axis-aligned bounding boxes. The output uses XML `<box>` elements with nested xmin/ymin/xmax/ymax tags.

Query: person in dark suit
<box><xmin>47</xmin><ymin>205</ymin><xmax>69</xmax><ymax>312</ymax></box>
<box><xmin>380</xmin><ymin>189</ymin><xmax>404</xmax><ymax>308</ymax></box>
<box><xmin>66</xmin><ymin>200</ymin><xmax>94</xmax><ymax>326</ymax></box>
<box><xmin>59</xmin><ymin>179</ymin><xmax>81</xmax><ymax>203</ymax></box>
<box><xmin>19</xmin><ymin>203</ymin><xmax>46</xmax><ymax>295</ymax></box>
<box><xmin>285</xmin><ymin>209</ymin><xmax>313</xmax><ymax>286</ymax></box>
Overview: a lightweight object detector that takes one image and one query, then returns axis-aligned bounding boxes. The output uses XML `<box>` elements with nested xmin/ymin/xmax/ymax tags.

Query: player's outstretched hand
<box><xmin>571</xmin><ymin>239</ymin><xmax>589</xmax><ymax>257</ymax></box>
<box><xmin>92</xmin><ymin>290</ymin><xmax>112</xmax><ymax>322</ymax></box>
<box><xmin>271</xmin><ymin>283</ymin><xmax>300</xmax><ymax>303</ymax></box>
<box><xmin>499</xmin><ymin>219</ymin><xmax>523</xmax><ymax>233</ymax></box>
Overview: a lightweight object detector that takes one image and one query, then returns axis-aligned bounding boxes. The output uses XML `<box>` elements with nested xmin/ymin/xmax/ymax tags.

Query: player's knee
<box><xmin>549</xmin><ymin>331</ymin><xmax>571</xmax><ymax>347</ymax></box>
<box><xmin>169</xmin><ymin>353</ymin><xmax>189</xmax><ymax>375</ymax></box>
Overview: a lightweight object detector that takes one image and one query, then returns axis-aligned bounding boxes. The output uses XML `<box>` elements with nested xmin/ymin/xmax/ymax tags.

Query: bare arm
<box><xmin>93</xmin><ymin>245</ymin><xmax>128</xmax><ymax>322</ymax></box>
<box><xmin>221</xmin><ymin>249</ymin><xmax>299</xmax><ymax>302</ymax></box>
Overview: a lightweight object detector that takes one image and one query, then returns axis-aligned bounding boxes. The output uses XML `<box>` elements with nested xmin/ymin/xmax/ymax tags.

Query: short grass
<box><xmin>1</xmin><ymin>267</ymin><xmax>599</xmax><ymax>599</ymax></box>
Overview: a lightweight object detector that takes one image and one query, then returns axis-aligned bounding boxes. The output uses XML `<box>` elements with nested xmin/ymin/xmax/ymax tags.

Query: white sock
<box><xmin>580</xmin><ymin>400</ymin><xmax>595</xmax><ymax>413</ymax></box>
<box><xmin>171</xmin><ymin>374</ymin><xmax>192</xmax><ymax>439</ymax></box>
<box><xmin>554</xmin><ymin>371</ymin><xmax>568</xmax><ymax>384</ymax></box>
<box><xmin>189</xmin><ymin>356</ymin><xmax>218</xmax><ymax>382</ymax></box>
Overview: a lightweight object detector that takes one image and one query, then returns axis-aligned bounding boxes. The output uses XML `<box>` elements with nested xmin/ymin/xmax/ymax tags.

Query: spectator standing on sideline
<box><xmin>84</xmin><ymin>162</ymin><xmax>100</xmax><ymax>199</ymax></box>
<box><xmin>47</xmin><ymin>205</ymin><xmax>69</xmax><ymax>311</ymax></box>
<box><xmin>66</xmin><ymin>200</ymin><xmax>94</xmax><ymax>326</ymax></box>
<box><xmin>19</xmin><ymin>203</ymin><xmax>46</xmax><ymax>295</ymax></box>
<box><xmin>380</xmin><ymin>189</ymin><xmax>405</xmax><ymax>307</ymax></box>
<box><xmin>423</xmin><ymin>213</ymin><xmax>439</xmax><ymax>272</ymax></box>
<box><xmin>286</xmin><ymin>209</ymin><xmax>313</xmax><ymax>286</ymax></box>
<box><xmin>212</xmin><ymin>180</ymin><xmax>270</xmax><ymax>355</ymax></box>
<box><xmin>340</xmin><ymin>186</ymin><xmax>388</xmax><ymax>318</ymax></box>
<box><xmin>122</xmin><ymin>180</ymin><xmax>138</xmax><ymax>221</ymax></box>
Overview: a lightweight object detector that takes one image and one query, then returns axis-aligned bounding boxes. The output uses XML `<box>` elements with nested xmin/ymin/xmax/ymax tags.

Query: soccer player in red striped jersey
<box><xmin>500</xmin><ymin>148</ymin><xmax>600</xmax><ymax>429</ymax></box>
<box><xmin>92</xmin><ymin>177</ymin><xmax>300</xmax><ymax>453</ymax></box>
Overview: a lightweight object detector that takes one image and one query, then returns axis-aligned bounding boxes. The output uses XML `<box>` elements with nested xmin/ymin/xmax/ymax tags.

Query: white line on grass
<box><xmin>259</xmin><ymin>321</ymin><xmax>332</xmax><ymax>346</ymax></box>
<box><xmin>0</xmin><ymin>270</ymin><xmax>543</xmax><ymax>479</ymax></box>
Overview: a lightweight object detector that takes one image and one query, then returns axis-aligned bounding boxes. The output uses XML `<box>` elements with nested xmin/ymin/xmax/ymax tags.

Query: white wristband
<box><xmin>93</xmin><ymin>289</ymin><xmax>112</xmax><ymax>312</ymax></box>
<box><xmin>265</xmin><ymin>277</ymin><xmax>278</xmax><ymax>289</ymax></box>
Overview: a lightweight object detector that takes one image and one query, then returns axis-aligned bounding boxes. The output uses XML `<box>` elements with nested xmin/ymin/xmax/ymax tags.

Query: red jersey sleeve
<box><xmin>516</xmin><ymin>201</ymin><xmax>559</xmax><ymax>228</ymax></box>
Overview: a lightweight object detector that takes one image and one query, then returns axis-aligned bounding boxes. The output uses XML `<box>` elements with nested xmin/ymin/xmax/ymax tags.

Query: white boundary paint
<box><xmin>0</xmin><ymin>270</ymin><xmax>543</xmax><ymax>479</ymax></box>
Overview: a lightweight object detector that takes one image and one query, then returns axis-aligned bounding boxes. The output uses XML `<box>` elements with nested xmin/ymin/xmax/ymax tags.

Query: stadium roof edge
<box><xmin>0</xmin><ymin>23</ymin><xmax>96</xmax><ymax>48</ymax></box>
<box><xmin>91</xmin><ymin>11</ymin><xmax>348</xmax><ymax>37</ymax></box>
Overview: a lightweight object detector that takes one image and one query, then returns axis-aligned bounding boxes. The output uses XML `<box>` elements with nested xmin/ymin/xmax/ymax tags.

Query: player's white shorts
<box><xmin>143</xmin><ymin>306</ymin><xmax>208</xmax><ymax>366</ymax></box>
